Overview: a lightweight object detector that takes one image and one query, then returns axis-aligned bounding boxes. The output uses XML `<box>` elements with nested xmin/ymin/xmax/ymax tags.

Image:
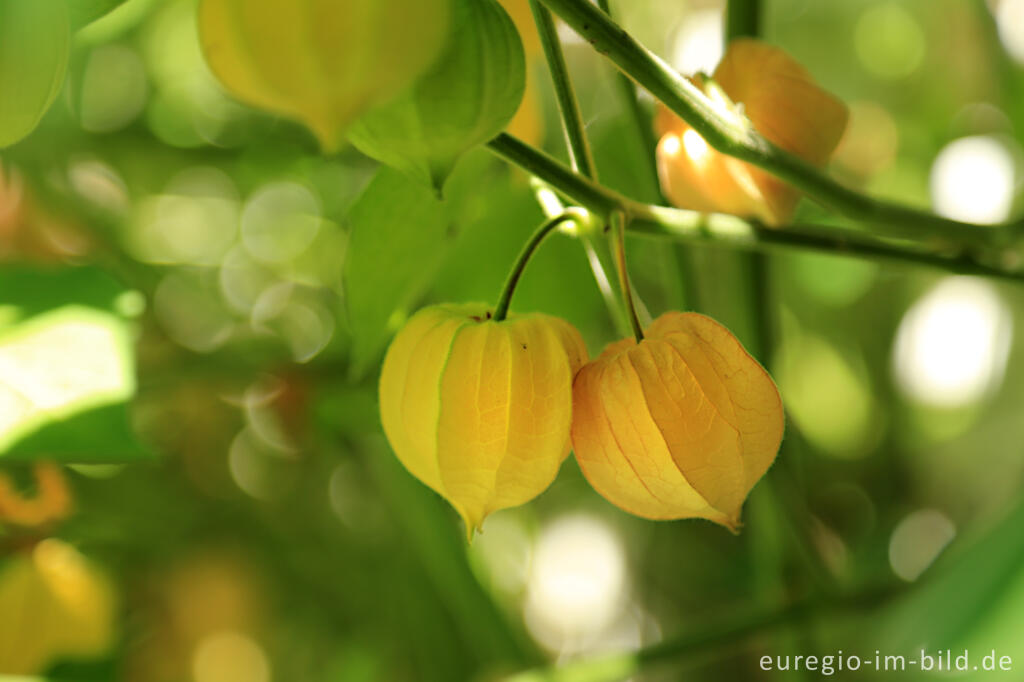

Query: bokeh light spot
<box><xmin>893</xmin><ymin>277</ymin><xmax>1012</xmax><ymax>408</ymax></box>
<box><xmin>192</xmin><ymin>631</ymin><xmax>271</xmax><ymax>682</ymax></box>
<box><xmin>777</xmin><ymin>333</ymin><xmax>879</xmax><ymax>459</ymax></box>
<box><xmin>889</xmin><ymin>509</ymin><xmax>955</xmax><ymax>581</ymax></box>
<box><xmin>241</xmin><ymin>183</ymin><xmax>322</xmax><ymax>264</ymax></box>
<box><xmin>79</xmin><ymin>44</ymin><xmax>148</xmax><ymax>133</ymax></box>
<box><xmin>153</xmin><ymin>270</ymin><xmax>234</xmax><ymax>352</ymax></box>
<box><xmin>930</xmin><ymin>136</ymin><xmax>1016</xmax><ymax>224</ymax></box>
<box><xmin>996</xmin><ymin>0</ymin><xmax>1024</xmax><ymax>64</ymax></box>
<box><xmin>854</xmin><ymin>4</ymin><xmax>926</xmax><ymax>80</ymax></box>
<box><xmin>670</xmin><ymin>9</ymin><xmax>724</xmax><ymax>76</ymax></box>
<box><xmin>524</xmin><ymin>515</ymin><xmax>627</xmax><ymax>652</ymax></box>
<box><xmin>133</xmin><ymin>167</ymin><xmax>239</xmax><ymax>265</ymax></box>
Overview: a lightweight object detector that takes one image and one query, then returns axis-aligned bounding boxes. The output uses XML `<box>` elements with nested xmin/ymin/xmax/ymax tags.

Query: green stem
<box><xmin>595</xmin><ymin>0</ymin><xmax>663</xmax><ymax>204</ymax></box>
<box><xmin>726</xmin><ymin>0</ymin><xmax>761</xmax><ymax>41</ymax></box>
<box><xmin>610</xmin><ymin>211</ymin><xmax>644</xmax><ymax>341</ymax></box>
<box><xmin>529</xmin><ymin>0</ymin><xmax>597</xmax><ymax>180</ymax></box>
<box><xmin>522</xmin><ymin>6</ymin><xmax>635</xmax><ymax>336</ymax></box>
<box><xmin>488</xmin><ymin>133</ymin><xmax>620</xmax><ymax>213</ymax></box>
<box><xmin>535</xmin><ymin>0</ymin><xmax>1023</xmax><ymax>246</ymax></box>
<box><xmin>494</xmin><ymin>212</ymin><xmax>578</xmax><ymax>321</ymax></box>
<box><xmin>485</xmin><ymin>134</ymin><xmax>1024</xmax><ymax>283</ymax></box>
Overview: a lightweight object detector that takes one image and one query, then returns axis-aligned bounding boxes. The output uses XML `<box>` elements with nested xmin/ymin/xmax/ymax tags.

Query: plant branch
<box><xmin>486</xmin><ymin>134</ymin><xmax>1024</xmax><ymax>283</ymax></box>
<box><xmin>520</xmin><ymin>9</ymin><xmax>633</xmax><ymax>336</ymax></box>
<box><xmin>529</xmin><ymin>0</ymin><xmax>597</xmax><ymax>180</ymax></box>
<box><xmin>595</xmin><ymin>0</ymin><xmax>664</xmax><ymax>204</ymax></box>
<box><xmin>535</xmin><ymin>0</ymin><xmax>1023</xmax><ymax>246</ymax></box>
<box><xmin>726</xmin><ymin>0</ymin><xmax>761</xmax><ymax>41</ymax></box>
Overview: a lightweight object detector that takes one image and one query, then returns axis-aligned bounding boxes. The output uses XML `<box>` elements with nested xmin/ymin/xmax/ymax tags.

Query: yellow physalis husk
<box><xmin>0</xmin><ymin>539</ymin><xmax>116</xmax><ymax>674</ymax></box>
<box><xmin>655</xmin><ymin>38</ymin><xmax>849</xmax><ymax>225</ymax></box>
<box><xmin>198</xmin><ymin>0</ymin><xmax>452</xmax><ymax>152</ymax></box>
<box><xmin>571</xmin><ymin>312</ymin><xmax>784</xmax><ymax>531</ymax></box>
<box><xmin>379</xmin><ymin>303</ymin><xmax>587</xmax><ymax>537</ymax></box>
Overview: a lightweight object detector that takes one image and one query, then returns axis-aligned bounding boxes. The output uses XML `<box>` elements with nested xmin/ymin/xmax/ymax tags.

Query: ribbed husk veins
<box><xmin>655</xmin><ymin>39</ymin><xmax>849</xmax><ymax>225</ymax></box>
<box><xmin>0</xmin><ymin>539</ymin><xmax>116</xmax><ymax>674</ymax></box>
<box><xmin>571</xmin><ymin>312</ymin><xmax>784</xmax><ymax>530</ymax></box>
<box><xmin>198</xmin><ymin>0</ymin><xmax>452</xmax><ymax>152</ymax></box>
<box><xmin>379</xmin><ymin>303</ymin><xmax>587</xmax><ymax>534</ymax></box>
<box><xmin>347</xmin><ymin>0</ymin><xmax>525</xmax><ymax>189</ymax></box>
<box><xmin>0</xmin><ymin>0</ymin><xmax>70</xmax><ymax>148</ymax></box>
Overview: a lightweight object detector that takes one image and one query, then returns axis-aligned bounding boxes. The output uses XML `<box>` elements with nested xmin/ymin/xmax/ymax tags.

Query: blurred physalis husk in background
<box><xmin>0</xmin><ymin>461</ymin><xmax>73</xmax><ymax>529</ymax></box>
<box><xmin>0</xmin><ymin>537</ymin><xmax>117</xmax><ymax>674</ymax></box>
<box><xmin>0</xmin><ymin>161</ymin><xmax>94</xmax><ymax>262</ymax></box>
<box><xmin>655</xmin><ymin>39</ymin><xmax>849</xmax><ymax>225</ymax></box>
<box><xmin>123</xmin><ymin>550</ymin><xmax>269</xmax><ymax>682</ymax></box>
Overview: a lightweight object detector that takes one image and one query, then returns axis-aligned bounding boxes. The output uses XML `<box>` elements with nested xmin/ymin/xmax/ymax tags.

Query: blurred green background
<box><xmin>2</xmin><ymin>0</ymin><xmax>1024</xmax><ymax>680</ymax></box>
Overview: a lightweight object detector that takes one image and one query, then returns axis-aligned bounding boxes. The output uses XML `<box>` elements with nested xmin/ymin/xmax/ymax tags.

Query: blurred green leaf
<box><xmin>1</xmin><ymin>402</ymin><xmax>148</xmax><ymax>463</ymax></box>
<box><xmin>65</xmin><ymin>0</ymin><xmax>131</xmax><ymax>30</ymax></box>
<box><xmin>874</xmin><ymin>497</ymin><xmax>1024</xmax><ymax>651</ymax></box>
<box><xmin>0</xmin><ymin>0</ymin><xmax>70</xmax><ymax>148</ymax></box>
<box><xmin>0</xmin><ymin>267</ymin><xmax>130</xmax><ymax>319</ymax></box>
<box><xmin>0</xmin><ymin>268</ymin><xmax>147</xmax><ymax>463</ymax></box>
<box><xmin>343</xmin><ymin>166</ymin><xmax>450</xmax><ymax>378</ymax></box>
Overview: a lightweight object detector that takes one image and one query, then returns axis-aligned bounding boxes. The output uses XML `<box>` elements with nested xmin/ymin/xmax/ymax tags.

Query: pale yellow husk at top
<box><xmin>655</xmin><ymin>38</ymin><xmax>849</xmax><ymax>225</ymax></box>
<box><xmin>198</xmin><ymin>0</ymin><xmax>452</xmax><ymax>151</ymax></box>
<box><xmin>571</xmin><ymin>312</ymin><xmax>784</xmax><ymax>530</ymax></box>
<box><xmin>379</xmin><ymin>303</ymin><xmax>587</xmax><ymax>535</ymax></box>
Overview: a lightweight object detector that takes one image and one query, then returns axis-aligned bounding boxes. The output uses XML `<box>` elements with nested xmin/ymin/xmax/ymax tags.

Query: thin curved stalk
<box><xmin>610</xmin><ymin>211</ymin><xmax>644</xmax><ymax>341</ymax></box>
<box><xmin>494</xmin><ymin>212</ymin><xmax>579</xmax><ymax>320</ymax></box>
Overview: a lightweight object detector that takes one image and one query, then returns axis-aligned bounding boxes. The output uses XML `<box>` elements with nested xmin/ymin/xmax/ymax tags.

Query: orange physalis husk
<box><xmin>379</xmin><ymin>303</ymin><xmax>587</xmax><ymax>537</ymax></box>
<box><xmin>655</xmin><ymin>38</ymin><xmax>849</xmax><ymax>225</ymax></box>
<box><xmin>571</xmin><ymin>312</ymin><xmax>784</xmax><ymax>531</ymax></box>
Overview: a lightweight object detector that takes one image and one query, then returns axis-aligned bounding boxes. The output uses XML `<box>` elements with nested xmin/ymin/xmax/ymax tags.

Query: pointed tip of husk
<box><xmin>459</xmin><ymin>508</ymin><xmax>485</xmax><ymax>544</ymax></box>
<box><xmin>313</xmin><ymin>126</ymin><xmax>344</xmax><ymax>156</ymax></box>
<box><xmin>705</xmin><ymin>507</ymin><xmax>743</xmax><ymax>534</ymax></box>
<box><xmin>724</xmin><ymin>517</ymin><xmax>743</xmax><ymax>535</ymax></box>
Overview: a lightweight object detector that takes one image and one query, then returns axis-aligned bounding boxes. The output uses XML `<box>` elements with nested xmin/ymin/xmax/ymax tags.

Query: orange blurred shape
<box><xmin>0</xmin><ymin>538</ymin><xmax>117</xmax><ymax>674</ymax></box>
<box><xmin>655</xmin><ymin>39</ymin><xmax>848</xmax><ymax>225</ymax></box>
<box><xmin>505</xmin><ymin>66</ymin><xmax>545</xmax><ymax>147</ymax></box>
<box><xmin>498</xmin><ymin>0</ymin><xmax>540</xmax><ymax>57</ymax></box>
<box><xmin>833</xmin><ymin>100</ymin><xmax>900</xmax><ymax>181</ymax></box>
<box><xmin>0</xmin><ymin>461</ymin><xmax>73</xmax><ymax>528</ymax></box>
<box><xmin>123</xmin><ymin>551</ymin><xmax>267</xmax><ymax>682</ymax></box>
<box><xmin>0</xmin><ymin>161</ymin><xmax>93</xmax><ymax>262</ymax></box>
<box><xmin>498</xmin><ymin>0</ymin><xmax>544</xmax><ymax>147</ymax></box>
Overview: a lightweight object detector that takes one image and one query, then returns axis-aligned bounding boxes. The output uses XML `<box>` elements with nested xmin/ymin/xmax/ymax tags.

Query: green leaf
<box><xmin>65</xmin><ymin>0</ymin><xmax>131</xmax><ymax>30</ymax></box>
<box><xmin>347</xmin><ymin>0</ymin><xmax>525</xmax><ymax>190</ymax></box>
<box><xmin>1</xmin><ymin>403</ymin><xmax>148</xmax><ymax>463</ymax></box>
<box><xmin>857</xmin><ymin>497</ymin><xmax>1024</xmax><ymax>655</ymax></box>
<box><xmin>0</xmin><ymin>267</ymin><xmax>130</xmax><ymax>318</ymax></box>
<box><xmin>0</xmin><ymin>0</ymin><xmax>70</xmax><ymax>148</ymax></box>
<box><xmin>343</xmin><ymin>167</ymin><xmax>451</xmax><ymax>379</ymax></box>
<box><xmin>0</xmin><ymin>268</ymin><xmax>149</xmax><ymax>463</ymax></box>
